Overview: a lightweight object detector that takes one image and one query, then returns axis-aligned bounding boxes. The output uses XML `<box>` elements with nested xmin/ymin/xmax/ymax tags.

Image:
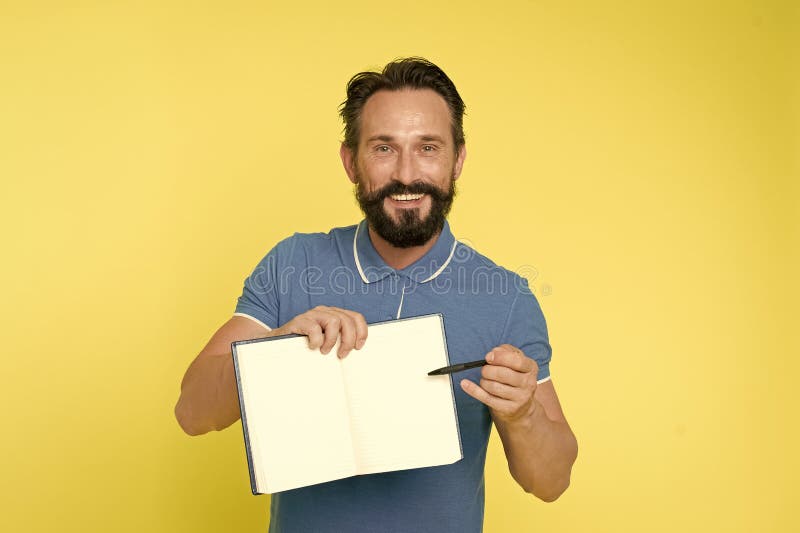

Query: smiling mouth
<box><xmin>389</xmin><ymin>193</ymin><xmax>425</xmax><ymax>202</ymax></box>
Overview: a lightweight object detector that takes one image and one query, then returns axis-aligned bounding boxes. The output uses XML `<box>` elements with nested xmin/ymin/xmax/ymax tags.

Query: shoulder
<box><xmin>265</xmin><ymin>224</ymin><xmax>357</xmax><ymax>252</ymax></box>
<box><xmin>450</xmin><ymin>239</ymin><xmax>534</xmax><ymax>299</ymax></box>
<box><xmin>259</xmin><ymin>224</ymin><xmax>358</xmax><ymax>267</ymax></box>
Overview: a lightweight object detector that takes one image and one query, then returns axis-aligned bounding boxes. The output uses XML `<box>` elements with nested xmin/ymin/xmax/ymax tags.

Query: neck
<box><xmin>367</xmin><ymin>226</ymin><xmax>441</xmax><ymax>270</ymax></box>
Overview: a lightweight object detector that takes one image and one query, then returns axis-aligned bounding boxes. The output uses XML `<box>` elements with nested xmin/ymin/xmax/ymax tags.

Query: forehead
<box><xmin>359</xmin><ymin>89</ymin><xmax>451</xmax><ymax>141</ymax></box>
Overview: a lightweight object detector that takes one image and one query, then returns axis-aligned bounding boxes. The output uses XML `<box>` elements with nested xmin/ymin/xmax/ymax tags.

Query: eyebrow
<box><xmin>366</xmin><ymin>135</ymin><xmax>395</xmax><ymax>143</ymax></box>
<box><xmin>365</xmin><ymin>134</ymin><xmax>447</xmax><ymax>144</ymax></box>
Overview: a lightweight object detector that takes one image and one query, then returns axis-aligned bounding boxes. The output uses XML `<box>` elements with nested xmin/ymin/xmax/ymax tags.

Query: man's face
<box><xmin>342</xmin><ymin>89</ymin><xmax>466</xmax><ymax>248</ymax></box>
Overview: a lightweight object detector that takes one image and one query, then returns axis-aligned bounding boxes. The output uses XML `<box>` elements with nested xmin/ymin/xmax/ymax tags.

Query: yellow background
<box><xmin>1</xmin><ymin>1</ymin><xmax>797</xmax><ymax>531</ymax></box>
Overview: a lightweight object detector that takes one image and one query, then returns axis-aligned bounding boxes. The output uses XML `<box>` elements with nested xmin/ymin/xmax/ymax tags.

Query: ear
<box><xmin>452</xmin><ymin>144</ymin><xmax>467</xmax><ymax>181</ymax></box>
<box><xmin>340</xmin><ymin>143</ymin><xmax>358</xmax><ymax>184</ymax></box>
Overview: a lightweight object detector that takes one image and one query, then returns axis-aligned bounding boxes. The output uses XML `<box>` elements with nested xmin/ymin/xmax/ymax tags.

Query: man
<box><xmin>175</xmin><ymin>57</ymin><xmax>577</xmax><ymax>532</ymax></box>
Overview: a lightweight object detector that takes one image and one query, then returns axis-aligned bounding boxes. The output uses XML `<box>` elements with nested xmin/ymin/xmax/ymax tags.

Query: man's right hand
<box><xmin>275</xmin><ymin>306</ymin><xmax>368</xmax><ymax>358</ymax></box>
<box><xmin>175</xmin><ymin>306</ymin><xmax>368</xmax><ymax>435</ymax></box>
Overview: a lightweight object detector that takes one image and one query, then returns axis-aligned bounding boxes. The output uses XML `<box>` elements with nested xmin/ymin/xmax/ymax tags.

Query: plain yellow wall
<box><xmin>1</xmin><ymin>1</ymin><xmax>797</xmax><ymax>531</ymax></box>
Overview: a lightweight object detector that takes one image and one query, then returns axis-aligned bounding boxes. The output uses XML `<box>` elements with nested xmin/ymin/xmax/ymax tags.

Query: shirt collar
<box><xmin>353</xmin><ymin>219</ymin><xmax>458</xmax><ymax>284</ymax></box>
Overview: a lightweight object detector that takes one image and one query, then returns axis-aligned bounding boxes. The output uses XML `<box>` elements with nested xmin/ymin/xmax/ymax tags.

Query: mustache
<box><xmin>357</xmin><ymin>180</ymin><xmax>452</xmax><ymax>205</ymax></box>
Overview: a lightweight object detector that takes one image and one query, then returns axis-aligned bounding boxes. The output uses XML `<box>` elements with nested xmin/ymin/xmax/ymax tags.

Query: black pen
<box><xmin>428</xmin><ymin>359</ymin><xmax>488</xmax><ymax>376</ymax></box>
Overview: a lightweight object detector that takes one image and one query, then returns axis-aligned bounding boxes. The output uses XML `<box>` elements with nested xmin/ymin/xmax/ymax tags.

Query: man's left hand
<box><xmin>460</xmin><ymin>344</ymin><xmax>539</xmax><ymax>424</ymax></box>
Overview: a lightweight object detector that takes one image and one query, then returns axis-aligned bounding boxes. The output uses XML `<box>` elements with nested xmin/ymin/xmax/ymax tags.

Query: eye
<box><xmin>376</xmin><ymin>145</ymin><xmax>391</xmax><ymax>153</ymax></box>
<box><xmin>421</xmin><ymin>145</ymin><xmax>436</xmax><ymax>152</ymax></box>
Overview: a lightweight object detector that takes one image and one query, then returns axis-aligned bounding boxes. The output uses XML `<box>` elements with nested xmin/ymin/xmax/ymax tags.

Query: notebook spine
<box><xmin>231</xmin><ymin>341</ymin><xmax>261</xmax><ymax>495</ymax></box>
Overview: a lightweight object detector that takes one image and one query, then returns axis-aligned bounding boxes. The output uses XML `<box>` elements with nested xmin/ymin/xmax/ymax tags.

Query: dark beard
<box><xmin>355</xmin><ymin>177</ymin><xmax>456</xmax><ymax>248</ymax></box>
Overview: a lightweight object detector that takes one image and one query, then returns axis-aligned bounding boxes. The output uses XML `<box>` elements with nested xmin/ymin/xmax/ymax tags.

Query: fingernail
<box><xmin>487</xmin><ymin>352</ymin><xmax>494</xmax><ymax>363</ymax></box>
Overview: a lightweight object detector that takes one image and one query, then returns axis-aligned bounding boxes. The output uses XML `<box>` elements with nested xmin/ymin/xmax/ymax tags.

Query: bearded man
<box><xmin>175</xmin><ymin>57</ymin><xmax>577</xmax><ymax>533</ymax></box>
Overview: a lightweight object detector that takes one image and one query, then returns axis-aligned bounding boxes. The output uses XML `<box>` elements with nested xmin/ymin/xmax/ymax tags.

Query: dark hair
<box><xmin>339</xmin><ymin>57</ymin><xmax>466</xmax><ymax>155</ymax></box>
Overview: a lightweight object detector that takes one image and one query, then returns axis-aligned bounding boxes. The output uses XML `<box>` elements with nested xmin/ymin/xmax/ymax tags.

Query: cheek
<box><xmin>420</xmin><ymin>156</ymin><xmax>454</xmax><ymax>177</ymax></box>
<box><xmin>359</xmin><ymin>157</ymin><xmax>394</xmax><ymax>180</ymax></box>
<box><xmin>361</xmin><ymin>166</ymin><xmax>393</xmax><ymax>191</ymax></box>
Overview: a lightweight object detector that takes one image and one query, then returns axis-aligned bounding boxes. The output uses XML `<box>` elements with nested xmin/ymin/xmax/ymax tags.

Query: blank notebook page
<box><xmin>340</xmin><ymin>315</ymin><xmax>462</xmax><ymax>474</ymax></box>
<box><xmin>236</xmin><ymin>335</ymin><xmax>356</xmax><ymax>493</ymax></box>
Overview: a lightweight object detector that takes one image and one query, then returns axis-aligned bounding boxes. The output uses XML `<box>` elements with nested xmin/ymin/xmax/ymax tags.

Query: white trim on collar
<box><xmin>353</xmin><ymin>222</ymin><xmax>458</xmax><ymax>284</ymax></box>
<box><xmin>421</xmin><ymin>240</ymin><xmax>458</xmax><ymax>283</ymax></box>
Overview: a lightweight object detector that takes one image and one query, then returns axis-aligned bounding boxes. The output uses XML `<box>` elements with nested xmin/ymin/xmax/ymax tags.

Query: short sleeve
<box><xmin>502</xmin><ymin>282</ymin><xmax>552</xmax><ymax>383</ymax></box>
<box><xmin>233</xmin><ymin>243</ymin><xmax>284</xmax><ymax>330</ymax></box>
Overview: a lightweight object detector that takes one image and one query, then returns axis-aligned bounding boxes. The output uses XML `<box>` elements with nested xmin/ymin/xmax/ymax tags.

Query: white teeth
<box><xmin>390</xmin><ymin>193</ymin><xmax>424</xmax><ymax>201</ymax></box>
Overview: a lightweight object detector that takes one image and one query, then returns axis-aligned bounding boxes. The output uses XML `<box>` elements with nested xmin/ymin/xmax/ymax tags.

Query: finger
<box><xmin>481</xmin><ymin>364</ymin><xmax>525</xmax><ymax>388</ymax></box>
<box><xmin>332</xmin><ymin>311</ymin><xmax>357</xmax><ymax>358</ymax></box>
<box><xmin>459</xmin><ymin>379</ymin><xmax>515</xmax><ymax>412</ymax></box>
<box><xmin>290</xmin><ymin>318</ymin><xmax>324</xmax><ymax>350</ymax></box>
<box><xmin>479</xmin><ymin>378</ymin><xmax>526</xmax><ymax>402</ymax></box>
<box><xmin>340</xmin><ymin>309</ymin><xmax>368</xmax><ymax>349</ymax></box>
<box><xmin>489</xmin><ymin>345</ymin><xmax>537</xmax><ymax>373</ymax></box>
<box><xmin>319</xmin><ymin>313</ymin><xmax>342</xmax><ymax>355</ymax></box>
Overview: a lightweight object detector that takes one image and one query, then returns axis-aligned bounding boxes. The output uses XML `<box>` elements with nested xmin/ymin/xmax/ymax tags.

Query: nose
<box><xmin>394</xmin><ymin>149</ymin><xmax>417</xmax><ymax>185</ymax></box>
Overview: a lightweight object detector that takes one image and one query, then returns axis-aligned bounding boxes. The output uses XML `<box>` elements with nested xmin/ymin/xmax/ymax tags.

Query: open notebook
<box><xmin>231</xmin><ymin>313</ymin><xmax>463</xmax><ymax>494</ymax></box>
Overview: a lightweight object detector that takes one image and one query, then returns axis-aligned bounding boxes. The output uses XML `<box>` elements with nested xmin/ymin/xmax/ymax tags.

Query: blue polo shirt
<box><xmin>234</xmin><ymin>219</ymin><xmax>552</xmax><ymax>533</ymax></box>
